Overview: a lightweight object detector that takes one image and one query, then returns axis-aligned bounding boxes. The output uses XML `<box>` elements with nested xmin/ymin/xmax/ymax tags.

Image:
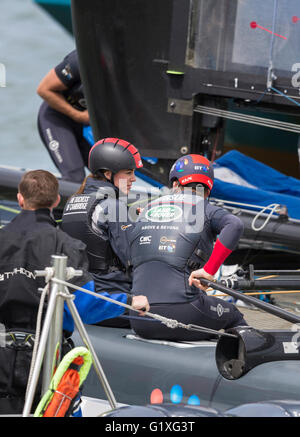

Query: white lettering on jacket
<box><xmin>0</xmin><ymin>267</ymin><xmax>36</xmax><ymax>281</ymax></box>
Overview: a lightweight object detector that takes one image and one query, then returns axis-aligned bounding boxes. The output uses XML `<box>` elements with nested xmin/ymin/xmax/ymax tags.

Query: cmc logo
<box><xmin>139</xmin><ymin>235</ymin><xmax>152</xmax><ymax>244</ymax></box>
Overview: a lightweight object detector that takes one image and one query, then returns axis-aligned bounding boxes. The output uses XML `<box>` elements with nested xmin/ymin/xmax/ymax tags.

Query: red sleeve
<box><xmin>203</xmin><ymin>238</ymin><xmax>232</xmax><ymax>276</ymax></box>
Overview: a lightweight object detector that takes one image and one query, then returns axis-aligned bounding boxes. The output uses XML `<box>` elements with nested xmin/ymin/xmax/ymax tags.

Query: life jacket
<box><xmin>61</xmin><ymin>190</ymin><xmax>121</xmax><ymax>272</ymax></box>
<box><xmin>130</xmin><ymin>192</ymin><xmax>213</xmax><ymax>272</ymax></box>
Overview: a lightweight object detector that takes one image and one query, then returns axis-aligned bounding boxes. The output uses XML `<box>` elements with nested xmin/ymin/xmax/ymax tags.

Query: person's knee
<box><xmin>230</xmin><ymin>307</ymin><xmax>248</xmax><ymax>328</ymax></box>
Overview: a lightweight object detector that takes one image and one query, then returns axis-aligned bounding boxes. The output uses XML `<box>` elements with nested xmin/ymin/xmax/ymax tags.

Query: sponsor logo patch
<box><xmin>210</xmin><ymin>303</ymin><xmax>230</xmax><ymax>317</ymax></box>
<box><xmin>158</xmin><ymin>236</ymin><xmax>177</xmax><ymax>253</ymax></box>
<box><xmin>158</xmin><ymin>243</ymin><xmax>176</xmax><ymax>253</ymax></box>
<box><xmin>139</xmin><ymin>235</ymin><xmax>152</xmax><ymax>245</ymax></box>
<box><xmin>145</xmin><ymin>205</ymin><xmax>183</xmax><ymax>223</ymax></box>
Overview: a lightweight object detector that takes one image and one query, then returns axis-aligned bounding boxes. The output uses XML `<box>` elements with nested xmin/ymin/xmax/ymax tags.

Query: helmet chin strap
<box><xmin>107</xmin><ymin>172</ymin><xmax>118</xmax><ymax>194</ymax></box>
<box><xmin>99</xmin><ymin>169</ymin><xmax>115</xmax><ymax>185</ymax></box>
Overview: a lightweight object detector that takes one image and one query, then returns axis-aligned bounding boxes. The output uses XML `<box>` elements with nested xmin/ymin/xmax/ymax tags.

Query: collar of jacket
<box><xmin>84</xmin><ymin>178</ymin><xmax>120</xmax><ymax>198</ymax></box>
<box><xmin>7</xmin><ymin>208</ymin><xmax>57</xmax><ymax>230</ymax></box>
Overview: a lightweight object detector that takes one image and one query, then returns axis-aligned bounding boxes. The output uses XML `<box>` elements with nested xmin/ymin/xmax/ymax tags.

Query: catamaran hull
<box><xmin>72</xmin><ymin>325</ymin><xmax>300</xmax><ymax>412</ymax></box>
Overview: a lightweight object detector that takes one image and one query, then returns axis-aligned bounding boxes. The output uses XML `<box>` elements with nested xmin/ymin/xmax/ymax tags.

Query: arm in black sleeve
<box><xmin>209</xmin><ymin>206</ymin><xmax>244</xmax><ymax>250</ymax></box>
<box><xmin>203</xmin><ymin>206</ymin><xmax>244</xmax><ymax>275</ymax></box>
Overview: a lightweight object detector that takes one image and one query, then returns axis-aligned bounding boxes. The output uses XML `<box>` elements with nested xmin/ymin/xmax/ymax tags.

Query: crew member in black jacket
<box><xmin>0</xmin><ymin>169</ymin><xmax>148</xmax><ymax>414</ymax></box>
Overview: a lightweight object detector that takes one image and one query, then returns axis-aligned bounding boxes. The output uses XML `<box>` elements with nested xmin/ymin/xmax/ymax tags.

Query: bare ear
<box><xmin>172</xmin><ymin>180</ymin><xmax>179</xmax><ymax>188</ymax></box>
<box><xmin>103</xmin><ymin>170</ymin><xmax>112</xmax><ymax>181</ymax></box>
<box><xmin>51</xmin><ymin>194</ymin><xmax>61</xmax><ymax>209</ymax></box>
<box><xmin>204</xmin><ymin>188</ymin><xmax>211</xmax><ymax>199</ymax></box>
<box><xmin>17</xmin><ymin>192</ymin><xmax>25</xmax><ymax>208</ymax></box>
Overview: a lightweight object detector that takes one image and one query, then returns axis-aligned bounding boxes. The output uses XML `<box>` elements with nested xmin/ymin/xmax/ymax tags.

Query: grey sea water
<box><xmin>0</xmin><ymin>0</ymin><xmax>74</xmax><ymax>174</ymax></box>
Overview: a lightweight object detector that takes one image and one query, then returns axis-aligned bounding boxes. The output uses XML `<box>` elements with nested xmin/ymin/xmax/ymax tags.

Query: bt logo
<box><xmin>195</xmin><ymin>165</ymin><xmax>209</xmax><ymax>172</ymax></box>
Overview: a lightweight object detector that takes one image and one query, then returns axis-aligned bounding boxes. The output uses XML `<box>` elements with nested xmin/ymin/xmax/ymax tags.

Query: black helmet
<box><xmin>169</xmin><ymin>154</ymin><xmax>214</xmax><ymax>191</ymax></box>
<box><xmin>88</xmin><ymin>137</ymin><xmax>143</xmax><ymax>174</ymax></box>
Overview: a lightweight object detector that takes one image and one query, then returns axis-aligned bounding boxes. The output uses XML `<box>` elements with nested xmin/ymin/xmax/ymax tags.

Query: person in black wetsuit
<box><xmin>0</xmin><ymin>169</ymin><xmax>149</xmax><ymax>414</ymax></box>
<box><xmin>37</xmin><ymin>50</ymin><xmax>90</xmax><ymax>182</ymax></box>
<box><xmin>61</xmin><ymin>137</ymin><xmax>146</xmax><ymax>328</ymax></box>
<box><xmin>129</xmin><ymin>154</ymin><xmax>247</xmax><ymax>341</ymax></box>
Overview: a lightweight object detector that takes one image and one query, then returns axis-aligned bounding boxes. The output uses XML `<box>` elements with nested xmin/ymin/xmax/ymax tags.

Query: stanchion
<box><xmin>22</xmin><ymin>255</ymin><xmax>117</xmax><ymax>417</ymax></box>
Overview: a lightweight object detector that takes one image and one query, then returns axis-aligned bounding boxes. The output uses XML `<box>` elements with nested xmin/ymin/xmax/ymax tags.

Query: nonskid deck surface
<box><xmin>238</xmin><ymin>294</ymin><xmax>300</xmax><ymax>330</ymax></box>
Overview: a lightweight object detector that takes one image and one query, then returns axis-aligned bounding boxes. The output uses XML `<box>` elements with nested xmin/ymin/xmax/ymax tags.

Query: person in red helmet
<box><xmin>61</xmin><ymin>137</ymin><xmax>148</xmax><ymax>328</ymax></box>
<box><xmin>128</xmin><ymin>154</ymin><xmax>247</xmax><ymax>341</ymax></box>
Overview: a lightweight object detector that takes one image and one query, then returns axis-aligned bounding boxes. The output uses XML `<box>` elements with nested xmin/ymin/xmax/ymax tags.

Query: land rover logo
<box><xmin>145</xmin><ymin>205</ymin><xmax>183</xmax><ymax>222</ymax></box>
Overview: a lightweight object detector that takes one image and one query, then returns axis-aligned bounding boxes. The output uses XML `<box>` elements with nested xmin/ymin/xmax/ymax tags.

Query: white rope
<box><xmin>52</xmin><ymin>277</ymin><xmax>237</xmax><ymax>338</ymax></box>
<box><xmin>25</xmin><ymin>282</ymin><xmax>50</xmax><ymax>401</ymax></box>
<box><xmin>211</xmin><ymin>197</ymin><xmax>292</xmax><ymax>232</ymax></box>
<box><xmin>211</xmin><ymin>197</ymin><xmax>282</xmax><ymax>214</ymax></box>
<box><xmin>251</xmin><ymin>203</ymin><xmax>281</xmax><ymax>231</ymax></box>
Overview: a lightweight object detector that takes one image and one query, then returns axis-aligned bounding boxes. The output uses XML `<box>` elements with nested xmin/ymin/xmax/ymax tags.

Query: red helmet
<box><xmin>169</xmin><ymin>154</ymin><xmax>214</xmax><ymax>190</ymax></box>
<box><xmin>88</xmin><ymin>137</ymin><xmax>143</xmax><ymax>174</ymax></box>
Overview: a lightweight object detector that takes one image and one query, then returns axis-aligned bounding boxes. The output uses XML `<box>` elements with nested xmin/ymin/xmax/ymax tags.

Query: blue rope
<box><xmin>256</xmin><ymin>89</ymin><xmax>269</xmax><ymax>104</ymax></box>
<box><xmin>120</xmin><ymin>314</ymin><xmax>160</xmax><ymax>323</ymax></box>
<box><xmin>270</xmin><ymin>86</ymin><xmax>300</xmax><ymax>107</ymax></box>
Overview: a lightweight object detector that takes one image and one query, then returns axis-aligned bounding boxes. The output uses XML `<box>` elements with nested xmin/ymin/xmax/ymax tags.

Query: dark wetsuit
<box><xmin>61</xmin><ymin>178</ymin><xmax>134</xmax><ymax>327</ymax></box>
<box><xmin>37</xmin><ymin>50</ymin><xmax>91</xmax><ymax>182</ymax></box>
<box><xmin>129</xmin><ymin>190</ymin><xmax>247</xmax><ymax>341</ymax></box>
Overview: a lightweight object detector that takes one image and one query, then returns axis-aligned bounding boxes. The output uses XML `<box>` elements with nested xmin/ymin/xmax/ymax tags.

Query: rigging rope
<box><xmin>52</xmin><ymin>277</ymin><xmax>237</xmax><ymax>339</ymax></box>
<box><xmin>25</xmin><ymin>282</ymin><xmax>50</xmax><ymax>401</ymax></box>
<box><xmin>251</xmin><ymin>203</ymin><xmax>282</xmax><ymax>231</ymax></box>
<box><xmin>211</xmin><ymin>198</ymin><xmax>291</xmax><ymax>231</ymax></box>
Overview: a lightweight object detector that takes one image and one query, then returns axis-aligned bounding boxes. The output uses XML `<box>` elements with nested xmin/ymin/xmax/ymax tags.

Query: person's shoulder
<box><xmin>0</xmin><ymin>226</ymin><xmax>17</xmax><ymax>238</ymax></box>
<box><xmin>54</xmin><ymin>49</ymin><xmax>80</xmax><ymax>85</ymax></box>
<box><xmin>59</xmin><ymin>49</ymin><xmax>78</xmax><ymax>65</ymax></box>
<box><xmin>56</xmin><ymin>227</ymin><xmax>86</xmax><ymax>250</ymax></box>
<box><xmin>205</xmin><ymin>200</ymin><xmax>231</xmax><ymax>218</ymax></box>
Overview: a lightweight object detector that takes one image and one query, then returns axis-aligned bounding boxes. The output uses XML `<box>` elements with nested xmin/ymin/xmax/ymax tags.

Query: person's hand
<box><xmin>132</xmin><ymin>295</ymin><xmax>150</xmax><ymax>315</ymax></box>
<box><xmin>73</xmin><ymin>109</ymin><xmax>90</xmax><ymax>125</ymax></box>
<box><xmin>188</xmin><ymin>268</ymin><xmax>215</xmax><ymax>292</ymax></box>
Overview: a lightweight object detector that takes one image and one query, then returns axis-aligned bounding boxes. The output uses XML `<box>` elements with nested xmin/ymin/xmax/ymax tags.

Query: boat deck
<box><xmin>238</xmin><ymin>294</ymin><xmax>300</xmax><ymax>330</ymax></box>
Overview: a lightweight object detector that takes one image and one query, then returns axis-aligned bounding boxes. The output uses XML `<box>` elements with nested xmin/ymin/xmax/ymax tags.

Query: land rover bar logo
<box><xmin>145</xmin><ymin>205</ymin><xmax>183</xmax><ymax>222</ymax></box>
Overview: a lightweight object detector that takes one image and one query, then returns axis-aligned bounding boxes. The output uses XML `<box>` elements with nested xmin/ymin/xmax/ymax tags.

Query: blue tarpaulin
<box><xmin>212</xmin><ymin>150</ymin><xmax>300</xmax><ymax>220</ymax></box>
<box><xmin>84</xmin><ymin>124</ymin><xmax>300</xmax><ymax>219</ymax></box>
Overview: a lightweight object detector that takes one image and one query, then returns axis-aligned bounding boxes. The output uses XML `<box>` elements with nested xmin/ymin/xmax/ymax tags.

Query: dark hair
<box><xmin>171</xmin><ymin>179</ymin><xmax>210</xmax><ymax>196</ymax></box>
<box><xmin>18</xmin><ymin>170</ymin><xmax>59</xmax><ymax>209</ymax></box>
<box><xmin>75</xmin><ymin>172</ymin><xmax>107</xmax><ymax>195</ymax></box>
